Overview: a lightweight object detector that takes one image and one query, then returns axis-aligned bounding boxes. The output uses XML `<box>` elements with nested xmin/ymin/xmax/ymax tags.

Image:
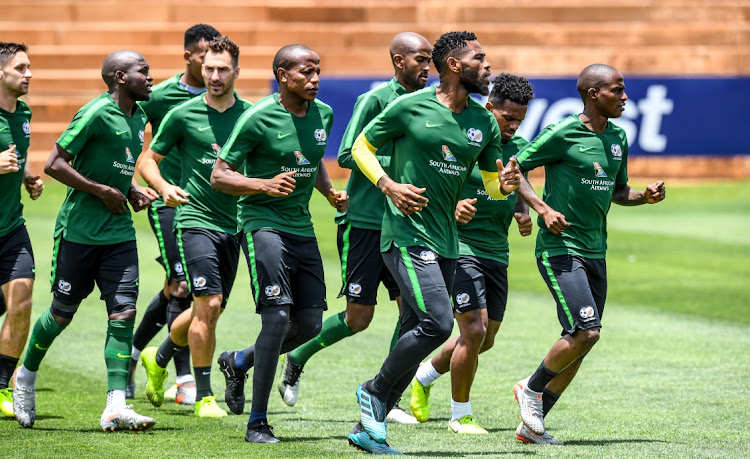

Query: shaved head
<box><xmin>577</xmin><ymin>63</ymin><xmax>621</xmax><ymax>101</ymax></box>
<box><xmin>272</xmin><ymin>44</ymin><xmax>317</xmax><ymax>82</ymax></box>
<box><xmin>389</xmin><ymin>32</ymin><xmax>431</xmax><ymax>63</ymax></box>
<box><xmin>102</xmin><ymin>50</ymin><xmax>146</xmax><ymax>90</ymax></box>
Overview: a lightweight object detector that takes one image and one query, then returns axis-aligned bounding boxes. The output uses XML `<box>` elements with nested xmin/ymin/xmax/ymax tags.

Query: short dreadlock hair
<box><xmin>431</xmin><ymin>31</ymin><xmax>477</xmax><ymax>76</ymax></box>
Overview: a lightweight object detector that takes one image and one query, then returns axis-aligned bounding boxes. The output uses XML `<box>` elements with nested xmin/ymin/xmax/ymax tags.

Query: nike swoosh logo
<box><xmin>0</xmin><ymin>126</ymin><xmax>8</xmax><ymax>132</ymax></box>
<box><xmin>35</xmin><ymin>343</ymin><xmax>49</xmax><ymax>351</ymax></box>
<box><xmin>579</xmin><ymin>146</ymin><xmax>596</xmax><ymax>152</ymax></box>
<box><xmin>117</xmin><ymin>353</ymin><xmax>131</xmax><ymax>359</ymax></box>
<box><xmin>198</xmin><ymin>126</ymin><xmax>212</xmax><ymax>131</ymax></box>
<box><xmin>425</xmin><ymin>122</ymin><xmax>443</xmax><ymax>128</ymax></box>
<box><xmin>115</xmin><ymin>130</ymin><xmax>128</xmax><ymax>135</ymax></box>
<box><xmin>202</xmin><ymin>371</ymin><xmax>211</xmax><ymax>376</ymax></box>
<box><xmin>278</xmin><ymin>132</ymin><xmax>293</xmax><ymax>139</ymax></box>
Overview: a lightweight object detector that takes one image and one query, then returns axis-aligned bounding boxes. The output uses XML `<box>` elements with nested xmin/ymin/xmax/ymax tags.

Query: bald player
<box><xmin>13</xmin><ymin>50</ymin><xmax>157</xmax><ymax>432</ymax></box>
<box><xmin>260</xmin><ymin>32</ymin><xmax>432</xmax><ymax>424</ymax></box>
<box><xmin>212</xmin><ymin>44</ymin><xmax>347</xmax><ymax>443</ymax></box>
<box><xmin>512</xmin><ymin>64</ymin><xmax>665</xmax><ymax>443</ymax></box>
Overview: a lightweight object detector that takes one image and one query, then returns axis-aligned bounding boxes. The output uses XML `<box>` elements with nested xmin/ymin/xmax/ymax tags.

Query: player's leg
<box><xmin>98</xmin><ymin>240</ymin><xmax>156</xmax><ymax>431</ymax></box>
<box><xmin>0</xmin><ymin>226</ymin><xmax>36</xmax><ymax>417</ymax></box>
<box><xmin>358</xmin><ymin>245</ymin><xmax>456</xmax><ymax>443</ymax></box>
<box><xmin>141</xmin><ymin>306</ymin><xmax>192</xmax><ymax>407</ymax></box>
<box><xmin>514</xmin><ymin>255</ymin><xmax>602</xmax><ymax>435</ymax></box>
<box><xmin>14</xmin><ymin>236</ymin><xmax>94</xmax><ymax>428</ymax></box>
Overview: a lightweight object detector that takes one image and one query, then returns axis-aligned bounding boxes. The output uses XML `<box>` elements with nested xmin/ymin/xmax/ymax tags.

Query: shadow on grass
<box><xmin>279</xmin><ymin>435</ymin><xmax>349</xmax><ymax>442</ymax></box>
<box><xmin>486</xmin><ymin>427</ymin><xmax>515</xmax><ymax>433</ymax></box>
<box><xmin>406</xmin><ymin>451</ymin><xmax>534</xmax><ymax>457</ymax></box>
<box><xmin>564</xmin><ymin>439</ymin><xmax>666</xmax><ymax>446</ymax></box>
<box><xmin>31</xmin><ymin>426</ymin><xmax>183</xmax><ymax>433</ymax></box>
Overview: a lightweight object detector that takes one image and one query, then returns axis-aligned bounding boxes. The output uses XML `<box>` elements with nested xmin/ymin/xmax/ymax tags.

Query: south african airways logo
<box><xmin>441</xmin><ymin>145</ymin><xmax>456</xmax><ymax>162</ymax></box>
<box><xmin>294</xmin><ymin>151</ymin><xmax>311</xmax><ymax>165</ymax></box>
<box><xmin>593</xmin><ymin>162</ymin><xmax>607</xmax><ymax>177</ymax></box>
<box><xmin>211</xmin><ymin>143</ymin><xmax>221</xmax><ymax>157</ymax></box>
<box><xmin>125</xmin><ymin>147</ymin><xmax>135</xmax><ymax>163</ymax></box>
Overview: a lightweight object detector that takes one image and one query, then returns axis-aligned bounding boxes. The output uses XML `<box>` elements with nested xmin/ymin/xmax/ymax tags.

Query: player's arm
<box><xmin>315</xmin><ymin>161</ymin><xmax>348</xmax><ymax>211</ymax></box>
<box><xmin>515</xmin><ymin>170</ymin><xmax>569</xmax><ymax>235</ymax></box>
<box><xmin>22</xmin><ymin>147</ymin><xmax>44</xmax><ymax>200</ymax></box>
<box><xmin>351</xmin><ymin>132</ymin><xmax>427</xmax><ymax>215</ymax></box>
<box><xmin>338</xmin><ymin>94</ymin><xmax>380</xmax><ymax>171</ymax></box>
<box><xmin>137</xmin><ymin>147</ymin><xmax>189</xmax><ymax>207</ymax></box>
<box><xmin>455</xmin><ymin>198</ymin><xmax>478</xmax><ymax>224</ymax></box>
<box><xmin>612</xmin><ymin>181</ymin><xmax>666</xmax><ymax>206</ymax></box>
<box><xmin>45</xmin><ymin>144</ymin><xmax>128</xmax><ymax>215</ymax></box>
<box><xmin>479</xmin><ymin>156</ymin><xmax>520</xmax><ymax>200</ymax></box>
<box><xmin>210</xmin><ymin>158</ymin><xmax>296</xmax><ymax>197</ymax></box>
<box><xmin>513</xmin><ymin>193</ymin><xmax>532</xmax><ymax>237</ymax></box>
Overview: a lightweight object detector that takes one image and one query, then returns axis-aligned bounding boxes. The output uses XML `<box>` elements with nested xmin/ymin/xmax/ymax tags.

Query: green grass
<box><xmin>2</xmin><ymin>180</ymin><xmax>749</xmax><ymax>458</ymax></box>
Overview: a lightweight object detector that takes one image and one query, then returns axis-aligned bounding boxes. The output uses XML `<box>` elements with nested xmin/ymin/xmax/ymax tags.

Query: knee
<box><xmin>346</xmin><ymin>314</ymin><xmax>371</xmax><ymax>333</ymax></box>
<box><xmin>170</xmin><ymin>280</ymin><xmax>190</xmax><ymax>298</ymax></box>
<box><xmin>110</xmin><ymin>309</ymin><xmax>137</xmax><ymax>322</ymax></box>
<box><xmin>298</xmin><ymin>315</ymin><xmax>322</xmax><ymax>341</ymax></box>
<box><xmin>579</xmin><ymin>327</ymin><xmax>600</xmax><ymax>348</ymax></box>
<box><xmin>6</xmin><ymin>296</ymin><xmax>32</xmax><ymax>318</ymax></box>
<box><xmin>428</xmin><ymin>314</ymin><xmax>454</xmax><ymax>342</ymax></box>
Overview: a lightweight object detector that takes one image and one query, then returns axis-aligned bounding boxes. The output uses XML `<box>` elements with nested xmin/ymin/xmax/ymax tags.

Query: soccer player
<box><xmin>511</xmin><ymin>63</ymin><xmax>666</xmax><ymax>443</ymax></box>
<box><xmin>273</xmin><ymin>32</ymin><xmax>432</xmax><ymax>424</ymax></box>
<box><xmin>0</xmin><ymin>42</ymin><xmax>44</xmax><ymax>418</ymax></box>
<box><xmin>128</xmin><ymin>24</ymin><xmax>221</xmax><ymax>405</ymax></box>
<box><xmin>347</xmin><ymin>31</ymin><xmax>521</xmax><ymax>453</ymax></box>
<box><xmin>409</xmin><ymin>73</ymin><xmax>535</xmax><ymax>435</ymax></box>
<box><xmin>211</xmin><ymin>44</ymin><xmax>347</xmax><ymax>443</ymax></box>
<box><xmin>137</xmin><ymin>36</ymin><xmax>251</xmax><ymax>418</ymax></box>
<box><xmin>13</xmin><ymin>50</ymin><xmax>156</xmax><ymax>431</ymax></box>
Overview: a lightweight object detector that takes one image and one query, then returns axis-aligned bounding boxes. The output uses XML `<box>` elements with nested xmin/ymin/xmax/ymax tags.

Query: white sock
<box><xmin>415</xmin><ymin>361</ymin><xmax>442</xmax><ymax>387</ymax></box>
<box><xmin>176</xmin><ymin>374</ymin><xmax>194</xmax><ymax>385</ymax></box>
<box><xmin>15</xmin><ymin>365</ymin><xmax>37</xmax><ymax>387</ymax></box>
<box><xmin>106</xmin><ymin>389</ymin><xmax>127</xmax><ymax>411</ymax></box>
<box><xmin>450</xmin><ymin>399</ymin><xmax>472</xmax><ymax>422</ymax></box>
<box><xmin>131</xmin><ymin>347</ymin><xmax>141</xmax><ymax>362</ymax></box>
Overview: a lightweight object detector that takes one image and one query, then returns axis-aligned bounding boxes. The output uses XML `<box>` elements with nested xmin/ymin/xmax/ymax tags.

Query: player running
<box><xmin>275</xmin><ymin>32</ymin><xmax>432</xmax><ymax>425</ymax></box>
<box><xmin>13</xmin><ymin>50</ymin><xmax>156</xmax><ymax>431</ymax></box>
<box><xmin>211</xmin><ymin>44</ymin><xmax>347</xmax><ymax>443</ymax></box>
<box><xmin>137</xmin><ymin>36</ymin><xmax>251</xmax><ymax>419</ymax></box>
<box><xmin>410</xmin><ymin>73</ymin><xmax>535</xmax><ymax>435</ymax></box>
<box><xmin>512</xmin><ymin>63</ymin><xmax>666</xmax><ymax>443</ymax></box>
<box><xmin>128</xmin><ymin>24</ymin><xmax>221</xmax><ymax>405</ymax></box>
<box><xmin>347</xmin><ymin>31</ymin><xmax>521</xmax><ymax>453</ymax></box>
<box><xmin>0</xmin><ymin>42</ymin><xmax>44</xmax><ymax>418</ymax></box>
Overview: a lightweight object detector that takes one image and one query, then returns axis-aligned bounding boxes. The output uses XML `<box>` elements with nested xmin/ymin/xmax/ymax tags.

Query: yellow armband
<box><xmin>352</xmin><ymin>133</ymin><xmax>387</xmax><ymax>185</ymax></box>
<box><xmin>480</xmin><ymin>169</ymin><xmax>510</xmax><ymax>200</ymax></box>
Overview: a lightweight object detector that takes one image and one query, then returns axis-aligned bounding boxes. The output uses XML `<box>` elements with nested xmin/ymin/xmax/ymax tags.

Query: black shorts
<box><xmin>537</xmin><ymin>254</ymin><xmax>607</xmax><ymax>335</ymax></box>
<box><xmin>177</xmin><ymin>228</ymin><xmax>240</xmax><ymax>305</ymax></box>
<box><xmin>337</xmin><ymin>223</ymin><xmax>399</xmax><ymax>306</ymax></box>
<box><xmin>452</xmin><ymin>255</ymin><xmax>508</xmax><ymax>322</ymax></box>
<box><xmin>243</xmin><ymin>229</ymin><xmax>326</xmax><ymax>313</ymax></box>
<box><xmin>0</xmin><ymin>225</ymin><xmax>35</xmax><ymax>284</ymax></box>
<box><xmin>51</xmin><ymin>236</ymin><xmax>139</xmax><ymax>307</ymax></box>
<box><xmin>148</xmin><ymin>205</ymin><xmax>186</xmax><ymax>282</ymax></box>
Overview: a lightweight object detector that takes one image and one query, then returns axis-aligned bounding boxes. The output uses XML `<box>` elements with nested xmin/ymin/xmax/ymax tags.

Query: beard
<box><xmin>460</xmin><ymin>66</ymin><xmax>489</xmax><ymax>96</ymax></box>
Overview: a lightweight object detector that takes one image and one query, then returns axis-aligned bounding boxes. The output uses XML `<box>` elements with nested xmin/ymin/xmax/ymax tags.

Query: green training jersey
<box><xmin>219</xmin><ymin>93</ymin><xmax>334</xmax><ymax>238</ymax></box>
<box><xmin>458</xmin><ymin>135</ymin><xmax>529</xmax><ymax>264</ymax></box>
<box><xmin>334</xmin><ymin>78</ymin><xmax>406</xmax><ymax>230</ymax></box>
<box><xmin>151</xmin><ymin>94</ymin><xmax>252</xmax><ymax>235</ymax></box>
<box><xmin>516</xmin><ymin>114</ymin><xmax>629</xmax><ymax>259</ymax></box>
<box><xmin>140</xmin><ymin>73</ymin><xmax>205</xmax><ymax>210</ymax></box>
<box><xmin>0</xmin><ymin>100</ymin><xmax>32</xmax><ymax>237</ymax></box>
<box><xmin>363</xmin><ymin>86</ymin><xmax>504</xmax><ymax>259</ymax></box>
<box><xmin>54</xmin><ymin>93</ymin><xmax>147</xmax><ymax>245</ymax></box>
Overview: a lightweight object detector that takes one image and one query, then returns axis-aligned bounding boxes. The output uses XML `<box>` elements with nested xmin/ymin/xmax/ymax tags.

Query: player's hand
<box><xmin>455</xmin><ymin>198</ymin><xmax>477</xmax><ymax>224</ymax></box>
<box><xmin>160</xmin><ymin>183</ymin><xmax>189</xmax><ymax>207</ymax></box>
<box><xmin>0</xmin><ymin>145</ymin><xmax>19</xmax><ymax>174</ymax></box>
<box><xmin>138</xmin><ymin>185</ymin><xmax>159</xmax><ymax>202</ymax></box>
<box><xmin>497</xmin><ymin>157</ymin><xmax>521</xmax><ymax>195</ymax></box>
<box><xmin>263</xmin><ymin>170</ymin><xmax>296</xmax><ymax>197</ymax></box>
<box><xmin>538</xmin><ymin>207</ymin><xmax>569</xmax><ymax>235</ymax></box>
<box><xmin>327</xmin><ymin>188</ymin><xmax>348</xmax><ymax>212</ymax></box>
<box><xmin>127</xmin><ymin>186</ymin><xmax>152</xmax><ymax>212</ymax></box>
<box><xmin>23</xmin><ymin>174</ymin><xmax>44</xmax><ymax>200</ymax></box>
<box><xmin>381</xmin><ymin>179</ymin><xmax>428</xmax><ymax>216</ymax></box>
<box><xmin>514</xmin><ymin>212</ymin><xmax>533</xmax><ymax>236</ymax></box>
<box><xmin>644</xmin><ymin>180</ymin><xmax>665</xmax><ymax>204</ymax></box>
<box><xmin>99</xmin><ymin>186</ymin><xmax>128</xmax><ymax>215</ymax></box>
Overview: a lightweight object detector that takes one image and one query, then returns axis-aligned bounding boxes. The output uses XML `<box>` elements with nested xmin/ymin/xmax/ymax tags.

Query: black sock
<box><xmin>194</xmin><ymin>366</ymin><xmax>213</xmax><ymax>400</ymax></box>
<box><xmin>527</xmin><ymin>360</ymin><xmax>558</xmax><ymax>392</ymax></box>
<box><xmin>250</xmin><ymin>306</ymin><xmax>292</xmax><ymax>416</ymax></box>
<box><xmin>132</xmin><ymin>291</ymin><xmax>169</xmax><ymax>350</ymax></box>
<box><xmin>156</xmin><ymin>336</ymin><xmax>183</xmax><ymax>368</ymax></box>
<box><xmin>543</xmin><ymin>388</ymin><xmax>560</xmax><ymax>417</ymax></box>
<box><xmin>173</xmin><ymin>347</ymin><xmax>192</xmax><ymax>378</ymax></box>
<box><xmin>166</xmin><ymin>295</ymin><xmax>192</xmax><ymax>377</ymax></box>
<box><xmin>0</xmin><ymin>354</ymin><xmax>19</xmax><ymax>389</ymax></box>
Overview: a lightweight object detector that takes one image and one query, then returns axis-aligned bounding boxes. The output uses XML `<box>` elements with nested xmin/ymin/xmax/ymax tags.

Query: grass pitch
<box><xmin>1</xmin><ymin>180</ymin><xmax>748</xmax><ymax>458</ymax></box>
